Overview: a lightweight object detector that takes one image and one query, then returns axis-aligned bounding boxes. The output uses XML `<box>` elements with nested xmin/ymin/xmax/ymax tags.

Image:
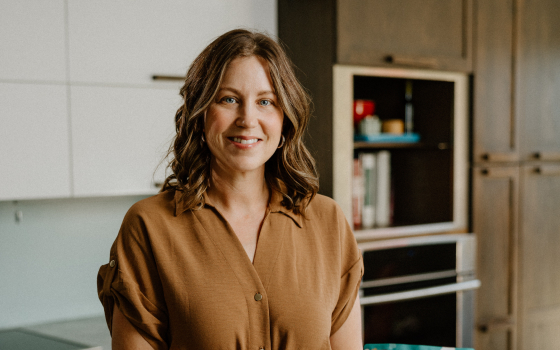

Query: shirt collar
<box><xmin>174</xmin><ymin>187</ymin><xmax>302</xmax><ymax>228</ymax></box>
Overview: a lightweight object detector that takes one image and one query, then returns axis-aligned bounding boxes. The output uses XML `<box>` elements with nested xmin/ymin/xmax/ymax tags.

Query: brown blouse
<box><xmin>97</xmin><ymin>189</ymin><xmax>363</xmax><ymax>350</ymax></box>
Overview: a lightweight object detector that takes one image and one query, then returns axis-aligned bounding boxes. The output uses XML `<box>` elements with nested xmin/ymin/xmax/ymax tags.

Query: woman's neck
<box><xmin>206</xmin><ymin>164</ymin><xmax>270</xmax><ymax>214</ymax></box>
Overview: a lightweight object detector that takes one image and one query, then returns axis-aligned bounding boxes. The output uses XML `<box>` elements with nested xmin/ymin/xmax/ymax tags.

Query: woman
<box><xmin>97</xmin><ymin>29</ymin><xmax>363</xmax><ymax>350</ymax></box>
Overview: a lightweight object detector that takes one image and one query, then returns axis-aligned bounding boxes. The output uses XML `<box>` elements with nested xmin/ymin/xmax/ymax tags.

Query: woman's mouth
<box><xmin>230</xmin><ymin>137</ymin><xmax>260</xmax><ymax>144</ymax></box>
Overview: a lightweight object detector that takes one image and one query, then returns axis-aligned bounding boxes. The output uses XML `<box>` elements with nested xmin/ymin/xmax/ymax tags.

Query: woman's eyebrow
<box><xmin>218</xmin><ymin>86</ymin><xmax>276</xmax><ymax>96</ymax></box>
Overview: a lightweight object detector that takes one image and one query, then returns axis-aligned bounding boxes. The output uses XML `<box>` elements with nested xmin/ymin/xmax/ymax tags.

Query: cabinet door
<box><xmin>473</xmin><ymin>166</ymin><xmax>519</xmax><ymax>350</ymax></box>
<box><xmin>519</xmin><ymin>163</ymin><xmax>560</xmax><ymax>349</ymax></box>
<box><xmin>337</xmin><ymin>0</ymin><xmax>473</xmax><ymax>71</ymax></box>
<box><xmin>0</xmin><ymin>83</ymin><xmax>71</xmax><ymax>200</ymax></box>
<box><xmin>516</xmin><ymin>0</ymin><xmax>560</xmax><ymax>161</ymax></box>
<box><xmin>70</xmin><ymin>86</ymin><xmax>179</xmax><ymax>196</ymax></box>
<box><xmin>472</xmin><ymin>0</ymin><xmax>519</xmax><ymax>163</ymax></box>
<box><xmin>0</xmin><ymin>0</ymin><xmax>67</xmax><ymax>82</ymax></box>
<box><xmin>67</xmin><ymin>0</ymin><xmax>277</xmax><ymax>86</ymax></box>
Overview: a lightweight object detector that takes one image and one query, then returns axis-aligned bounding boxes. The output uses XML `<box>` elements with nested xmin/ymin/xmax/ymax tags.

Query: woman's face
<box><xmin>204</xmin><ymin>55</ymin><xmax>284</xmax><ymax>177</ymax></box>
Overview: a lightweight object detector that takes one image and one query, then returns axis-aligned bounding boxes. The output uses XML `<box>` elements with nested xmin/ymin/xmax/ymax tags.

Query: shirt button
<box><xmin>254</xmin><ymin>293</ymin><xmax>263</xmax><ymax>301</ymax></box>
<box><xmin>109</xmin><ymin>260</ymin><xmax>116</xmax><ymax>268</ymax></box>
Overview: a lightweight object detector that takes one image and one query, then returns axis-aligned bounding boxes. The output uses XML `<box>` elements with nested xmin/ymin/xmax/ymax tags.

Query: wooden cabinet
<box><xmin>516</xmin><ymin>0</ymin><xmax>560</xmax><ymax>161</ymax></box>
<box><xmin>472</xmin><ymin>0</ymin><xmax>518</xmax><ymax>163</ymax></box>
<box><xmin>472</xmin><ymin>166</ymin><xmax>519</xmax><ymax>350</ymax></box>
<box><xmin>475</xmin><ymin>0</ymin><xmax>560</xmax><ymax>163</ymax></box>
<box><xmin>519</xmin><ymin>163</ymin><xmax>560</xmax><ymax>349</ymax></box>
<box><xmin>337</xmin><ymin>0</ymin><xmax>473</xmax><ymax>72</ymax></box>
<box><xmin>473</xmin><ymin>1</ymin><xmax>560</xmax><ymax>349</ymax></box>
<box><xmin>0</xmin><ymin>83</ymin><xmax>71</xmax><ymax>200</ymax></box>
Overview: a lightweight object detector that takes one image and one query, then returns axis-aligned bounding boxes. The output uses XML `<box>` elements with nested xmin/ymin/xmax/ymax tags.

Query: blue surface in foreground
<box><xmin>365</xmin><ymin>344</ymin><xmax>474</xmax><ymax>350</ymax></box>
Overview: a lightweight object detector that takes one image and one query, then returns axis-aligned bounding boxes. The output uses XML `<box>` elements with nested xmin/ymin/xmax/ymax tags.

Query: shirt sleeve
<box><xmin>97</xmin><ymin>205</ymin><xmax>169</xmax><ymax>350</ymax></box>
<box><xmin>330</xmin><ymin>203</ymin><xmax>364</xmax><ymax>336</ymax></box>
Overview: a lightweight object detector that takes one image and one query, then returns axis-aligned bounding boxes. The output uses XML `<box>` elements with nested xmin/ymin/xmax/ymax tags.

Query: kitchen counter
<box><xmin>0</xmin><ymin>316</ymin><xmax>111</xmax><ymax>350</ymax></box>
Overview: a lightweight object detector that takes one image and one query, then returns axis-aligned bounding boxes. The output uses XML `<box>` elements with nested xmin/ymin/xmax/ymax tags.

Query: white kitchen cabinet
<box><xmin>70</xmin><ymin>85</ymin><xmax>180</xmax><ymax>196</ymax></box>
<box><xmin>0</xmin><ymin>0</ymin><xmax>67</xmax><ymax>82</ymax></box>
<box><xmin>67</xmin><ymin>0</ymin><xmax>277</xmax><ymax>86</ymax></box>
<box><xmin>0</xmin><ymin>83</ymin><xmax>71</xmax><ymax>200</ymax></box>
<box><xmin>1</xmin><ymin>0</ymin><xmax>277</xmax><ymax>201</ymax></box>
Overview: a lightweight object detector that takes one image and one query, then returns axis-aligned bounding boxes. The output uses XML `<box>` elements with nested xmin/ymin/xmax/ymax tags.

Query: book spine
<box><xmin>352</xmin><ymin>158</ymin><xmax>363</xmax><ymax>229</ymax></box>
<box><xmin>360</xmin><ymin>152</ymin><xmax>376</xmax><ymax>229</ymax></box>
<box><xmin>376</xmin><ymin>150</ymin><xmax>391</xmax><ymax>227</ymax></box>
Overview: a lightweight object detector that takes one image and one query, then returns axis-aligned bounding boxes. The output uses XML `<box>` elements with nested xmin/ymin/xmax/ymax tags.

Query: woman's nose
<box><xmin>235</xmin><ymin>104</ymin><xmax>258</xmax><ymax>128</ymax></box>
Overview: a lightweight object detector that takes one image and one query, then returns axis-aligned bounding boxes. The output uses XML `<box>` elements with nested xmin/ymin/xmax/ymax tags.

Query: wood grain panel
<box><xmin>473</xmin><ymin>166</ymin><xmax>519</xmax><ymax>350</ymax></box>
<box><xmin>337</xmin><ymin>0</ymin><xmax>473</xmax><ymax>71</ymax></box>
<box><xmin>516</xmin><ymin>0</ymin><xmax>560</xmax><ymax>159</ymax></box>
<box><xmin>473</xmin><ymin>0</ymin><xmax>519</xmax><ymax>162</ymax></box>
<box><xmin>519</xmin><ymin>164</ymin><xmax>560</xmax><ymax>309</ymax></box>
<box><xmin>521</xmin><ymin>305</ymin><xmax>560</xmax><ymax>349</ymax></box>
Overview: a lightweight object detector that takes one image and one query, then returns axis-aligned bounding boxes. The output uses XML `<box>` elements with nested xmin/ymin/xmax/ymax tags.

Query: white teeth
<box><xmin>233</xmin><ymin>137</ymin><xmax>258</xmax><ymax>144</ymax></box>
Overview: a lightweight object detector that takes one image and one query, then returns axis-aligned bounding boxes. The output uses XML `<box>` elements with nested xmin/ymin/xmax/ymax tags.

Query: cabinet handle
<box><xmin>152</xmin><ymin>75</ymin><xmax>184</xmax><ymax>81</ymax></box>
<box><xmin>360</xmin><ymin>280</ymin><xmax>480</xmax><ymax>306</ymax></box>
<box><xmin>383</xmin><ymin>54</ymin><xmax>438</xmax><ymax>68</ymax></box>
<box><xmin>530</xmin><ymin>151</ymin><xmax>560</xmax><ymax>161</ymax></box>
<box><xmin>477</xmin><ymin>317</ymin><xmax>515</xmax><ymax>333</ymax></box>
<box><xmin>478</xmin><ymin>152</ymin><xmax>518</xmax><ymax>162</ymax></box>
<box><xmin>480</xmin><ymin>168</ymin><xmax>489</xmax><ymax>176</ymax></box>
<box><xmin>532</xmin><ymin>166</ymin><xmax>560</xmax><ymax>176</ymax></box>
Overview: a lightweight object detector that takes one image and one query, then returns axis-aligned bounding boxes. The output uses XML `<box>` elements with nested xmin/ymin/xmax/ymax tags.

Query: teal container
<box><xmin>365</xmin><ymin>344</ymin><xmax>474</xmax><ymax>350</ymax></box>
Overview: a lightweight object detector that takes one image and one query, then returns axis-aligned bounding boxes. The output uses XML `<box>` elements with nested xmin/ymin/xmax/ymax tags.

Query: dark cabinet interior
<box><xmin>353</xmin><ymin>76</ymin><xmax>455</xmax><ymax>228</ymax></box>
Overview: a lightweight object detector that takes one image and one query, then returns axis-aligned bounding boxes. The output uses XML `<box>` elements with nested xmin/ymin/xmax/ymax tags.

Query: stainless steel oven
<box><xmin>359</xmin><ymin>234</ymin><xmax>480</xmax><ymax>348</ymax></box>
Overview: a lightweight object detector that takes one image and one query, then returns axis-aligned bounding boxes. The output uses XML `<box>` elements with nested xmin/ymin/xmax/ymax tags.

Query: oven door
<box><xmin>358</xmin><ymin>234</ymin><xmax>480</xmax><ymax>348</ymax></box>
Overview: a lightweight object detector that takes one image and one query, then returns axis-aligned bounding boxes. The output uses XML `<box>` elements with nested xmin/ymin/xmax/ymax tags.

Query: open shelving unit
<box><xmin>332</xmin><ymin>66</ymin><xmax>469</xmax><ymax>241</ymax></box>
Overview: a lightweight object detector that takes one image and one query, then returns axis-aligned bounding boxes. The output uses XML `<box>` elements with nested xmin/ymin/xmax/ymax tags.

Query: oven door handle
<box><xmin>360</xmin><ymin>279</ymin><xmax>481</xmax><ymax>305</ymax></box>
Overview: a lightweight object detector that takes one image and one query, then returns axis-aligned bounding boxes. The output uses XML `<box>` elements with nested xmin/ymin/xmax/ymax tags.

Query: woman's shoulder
<box><xmin>307</xmin><ymin>193</ymin><xmax>340</xmax><ymax>210</ymax></box>
<box><xmin>123</xmin><ymin>189</ymin><xmax>176</xmax><ymax>222</ymax></box>
<box><xmin>305</xmin><ymin>194</ymin><xmax>345</xmax><ymax>221</ymax></box>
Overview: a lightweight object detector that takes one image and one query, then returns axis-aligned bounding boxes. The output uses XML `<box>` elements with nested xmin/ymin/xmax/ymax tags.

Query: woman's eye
<box><xmin>224</xmin><ymin>97</ymin><xmax>236</xmax><ymax>104</ymax></box>
<box><xmin>259</xmin><ymin>100</ymin><xmax>271</xmax><ymax>106</ymax></box>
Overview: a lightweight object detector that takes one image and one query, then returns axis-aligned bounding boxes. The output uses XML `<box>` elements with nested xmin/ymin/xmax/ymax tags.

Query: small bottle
<box><xmin>404</xmin><ymin>80</ymin><xmax>414</xmax><ymax>134</ymax></box>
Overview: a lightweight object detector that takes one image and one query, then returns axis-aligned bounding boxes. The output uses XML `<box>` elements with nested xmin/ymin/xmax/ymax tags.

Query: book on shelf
<box><xmin>360</xmin><ymin>153</ymin><xmax>377</xmax><ymax>229</ymax></box>
<box><xmin>376</xmin><ymin>150</ymin><xmax>391</xmax><ymax>227</ymax></box>
<box><xmin>352</xmin><ymin>159</ymin><xmax>363</xmax><ymax>229</ymax></box>
<box><xmin>353</xmin><ymin>150</ymin><xmax>392</xmax><ymax>230</ymax></box>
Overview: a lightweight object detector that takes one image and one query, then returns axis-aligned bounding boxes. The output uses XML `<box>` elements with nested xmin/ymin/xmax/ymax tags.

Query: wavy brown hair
<box><xmin>162</xmin><ymin>29</ymin><xmax>318</xmax><ymax>215</ymax></box>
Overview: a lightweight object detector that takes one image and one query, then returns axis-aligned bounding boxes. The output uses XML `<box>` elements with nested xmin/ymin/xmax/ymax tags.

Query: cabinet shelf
<box><xmin>354</xmin><ymin>133</ymin><xmax>420</xmax><ymax>144</ymax></box>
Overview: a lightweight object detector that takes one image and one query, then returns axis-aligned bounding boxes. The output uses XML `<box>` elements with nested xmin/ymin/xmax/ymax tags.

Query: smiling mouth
<box><xmin>230</xmin><ymin>137</ymin><xmax>260</xmax><ymax>144</ymax></box>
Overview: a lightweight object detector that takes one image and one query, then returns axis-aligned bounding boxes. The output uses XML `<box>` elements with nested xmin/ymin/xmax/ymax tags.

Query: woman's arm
<box><xmin>112</xmin><ymin>306</ymin><xmax>154</xmax><ymax>350</ymax></box>
<box><xmin>330</xmin><ymin>294</ymin><xmax>363</xmax><ymax>350</ymax></box>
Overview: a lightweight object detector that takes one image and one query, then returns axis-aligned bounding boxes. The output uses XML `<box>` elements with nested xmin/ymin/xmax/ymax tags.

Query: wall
<box><xmin>0</xmin><ymin>196</ymin><xmax>147</xmax><ymax>329</ymax></box>
<box><xmin>0</xmin><ymin>0</ymin><xmax>277</xmax><ymax>330</ymax></box>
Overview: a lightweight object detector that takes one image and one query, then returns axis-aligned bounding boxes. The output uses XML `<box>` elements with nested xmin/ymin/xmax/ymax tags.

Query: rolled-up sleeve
<box><xmin>97</xmin><ymin>206</ymin><xmax>169</xmax><ymax>350</ymax></box>
<box><xmin>330</xmin><ymin>204</ymin><xmax>364</xmax><ymax>336</ymax></box>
